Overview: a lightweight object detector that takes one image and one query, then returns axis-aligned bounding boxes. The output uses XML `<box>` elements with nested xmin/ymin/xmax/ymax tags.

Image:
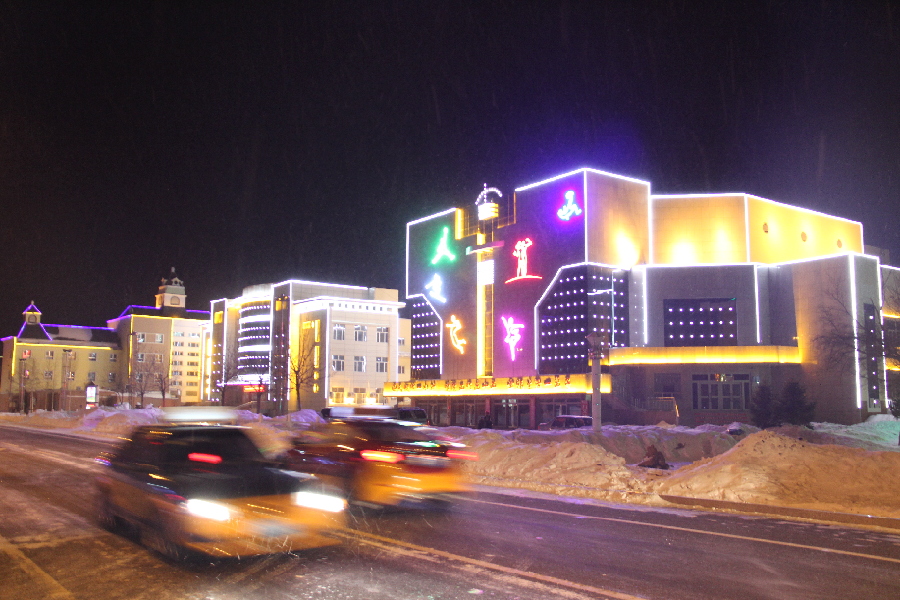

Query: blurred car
<box><xmin>95</xmin><ymin>424</ymin><xmax>346</xmax><ymax>560</ymax></box>
<box><xmin>538</xmin><ymin>415</ymin><xmax>594</xmax><ymax>430</ymax></box>
<box><xmin>320</xmin><ymin>405</ymin><xmax>430</xmax><ymax>425</ymax></box>
<box><xmin>279</xmin><ymin>418</ymin><xmax>476</xmax><ymax>508</ymax></box>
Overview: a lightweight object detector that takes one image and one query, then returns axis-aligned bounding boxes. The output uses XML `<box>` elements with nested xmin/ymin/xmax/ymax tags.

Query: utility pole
<box><xmin>62</xmin><ymin>349</ymin><xmax>72</xmax><ymax>411</ymax></box>
<box><xmin>19</xmin><ymin>356</ymin><xmax>26</xmax><ymax>414</ymax></box>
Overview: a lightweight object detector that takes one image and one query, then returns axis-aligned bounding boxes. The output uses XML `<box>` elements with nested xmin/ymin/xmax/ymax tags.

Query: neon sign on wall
<box><xmin>446</xmin><ymin>315</ymin><xmax>466</xmax><ymax>354</ymax></box>
<box><xmin>501</xmin><ymin>316</ymin><xmax>524</xmax><ymax>361</ymax></box>
<box><xmin>505</xmin><ymin>238</ymin><xmax>543</xmax><ymax>283</ymax></box>
<box><xmin>430</xmin><ymin>227</ymin><xmax>456</xmax><ymax>265</ymax></box>
<box><xmin>424</xmin><ymin>274</ymin><xmax>447</xmax><ymax>303</ymax></box>
<box><xmin>557</xmin><ymin>190</ymin><xmax>582</xmax><ymax>221</ymax></box>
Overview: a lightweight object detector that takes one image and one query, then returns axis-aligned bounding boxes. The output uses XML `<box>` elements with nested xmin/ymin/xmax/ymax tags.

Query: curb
<box><xmin>659</xmin><ymin>494</ymin><xmax>900</xmax><ymax>531</ymax></box>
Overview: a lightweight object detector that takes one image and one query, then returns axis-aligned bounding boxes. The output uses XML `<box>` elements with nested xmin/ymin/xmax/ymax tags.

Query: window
<box><xmin>186</xmin><ymin>361</ymin><xmax>199</xmax><ymax>367</ymax></box>
<box><xmin>354</xmin><ymin>325</ymin><xmax>367</xmax><ymax>342</ymax></box>
<box><xmin>376</xmin><ymin>357</ymin><xmax>388</xmax><ymax>373</ymax></box>
<box><xmin>691</xmin><ymin>374</ymin><xmax>750</xmax><ymax>410</ymax></box>
<box><xmin>108</xmin><ymin>373</ymin><xmax>116</xmax><ymax>383</ymax></box>
<box><xmin>397</xmin><ymin>365</ymin><xmax>406</xmax><ymax>375</ymax></box>
<box><xmin>44</xmin><ymin>371</ymin><xmax>53</xmax><ymax>380</ymax></box>
<box><xmin>172</xmin><ymin>360</ymin><xmax>183</xmax><ymax>366</ymax></box>
<box><xmin>664</xmin><ymin>298</ymin><xmax>738</xmax><ymax>347</ymax></box>
<box><xmin>172</xmin><ymin>370</ymin><xmax>182</xmax><ymax>376</ymax></box>
<box><xmin>135</xmin><ymin>373</ymin><xmax>144</xmax><ymax>382</ymax></box>
<box><xmin>137</xmin><ymin>353</ymin><xmax>145</xmax><ymax>363</ymax></box>
<box><xmin>333</xmin><ymin>323</ymin><xmax>345</xmax><ymax>341</ymax></box>
<box><xmin>377</xmin><ymin>326</ymin><xmax>389</xmax><ymax>343</ymax></box>
<box><xmin>155</xmin><ymin>333</ymin><xmax>164</xmax><ymax>344</ymax></box>
<box><xmin>173</xmin><ymin>331</ymin><xmax>185</xmax><ymax>337</ymax></box>
<box><xmin>332</xmin><ymin>355</ymin><xmax>345</xmax><ymax>372</ymax></box>
<box><xmin>171</xmin><ymin>380</ymin><xmax>181</xmax><ymax>386</ymax></box>
<box><xmin>172</xmin><ymin>341</ymin><xmax>184</xmax><ymax>347</ymax></box>
<box><xmin>186</xmin><ymin>381</ymin><xmax>198</xmax><ymax>387</ymax></box>
<box><xmin>189</xmin><ymin>332</ymin><xmax>200</xmax><ymax>338</ymax></box>
<box><xmin>188</xmin><ymin>342</ymin><xmax>199</xmax><ymax>347</ymax></box>
<box><xmin>88</xmin><ymin>352</ymin><xmax>97</xmax><ymax>361</ymax></box>
<box><xmin>67</xmin><ymin>371</ymin><xmax>75</xmax><ymax>381</ymax></box>
<box><xmin>109</xmin><ymin>353</ymin><xmax>117</xmax><ymax>362</ymax></box>
<box><xmin>353</xmin><ymin>387</ymin><xmax>366</xmax><ymax>402</ymax></box>
<box><xmin>398</xmin><ymin>337</ymin><xmax>406</xmax><ymax>346</ymax></box>
<box><xmin>187</xmin><ymin>352</ymin><xmax>199</xmax><ymax>356</ymax></box>
<box><xmin>136</xmin><ymin>333</ymin><xmax>146</xmax><ymax>343</ymax></box>
<box><xmin>185</xmin><ymin>391</ymin><xmax>198</xmax><ymax>397</ymax></box>
<box><xmin>354</xmin><ymin>356</ymin><xmax>366</xmax><ymax>372</ymax></box>
<box><xmin>87</xmin><ymin>372</ymin><xmax>96</xmax><ymax>382</ymax></box>
<box><xmin>330</xmin><ymin>387</ymin><xmax>345</xmax><ymax>401</ymax></box>
<box><xmin>45</xmin><ymin>350</ymin><xmax>55</xmax><ymax>360</ymax></box>
<box><xmin>172</xmin><ymin>351</ymin><xmax>183</xmax><ymax>356</ymax></box>
<box><xmin>186</xmin><ymin>371</ymin><xmax>198</xmax><ymax>377</ymax></box>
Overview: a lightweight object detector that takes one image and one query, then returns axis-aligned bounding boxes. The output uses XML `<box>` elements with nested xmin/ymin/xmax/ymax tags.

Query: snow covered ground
<box><xmin>2</xmin><ymin>407</ymin><xmax>898</xmax><ymax>520</ymax></box>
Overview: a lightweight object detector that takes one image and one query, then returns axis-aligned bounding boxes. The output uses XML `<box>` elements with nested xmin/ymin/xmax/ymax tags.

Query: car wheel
<box><xmin>142</xmin><ymin>516</ymin><xmax>189</xmax><ymax>562</ymax></box>
<box><xmin>95</xmin><ymin>493</ymin><xmax>119</xmax><ymax>532</ymax></box>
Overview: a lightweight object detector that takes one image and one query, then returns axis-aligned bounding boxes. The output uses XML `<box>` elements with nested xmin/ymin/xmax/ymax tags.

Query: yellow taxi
<box><xmin>280</xmin><ymin>418</ymin><xmax>477</xmax><ymax>508</ymax></box>
<box><xmin>95</xmin><ymin>424</ymin><xmax>346</xmax><ymax>560</ymax></box>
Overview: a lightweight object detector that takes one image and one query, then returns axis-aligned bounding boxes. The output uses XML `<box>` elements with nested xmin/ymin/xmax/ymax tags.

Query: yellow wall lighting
<box><xmin>609</xmin><ymin>345</ymin><xmax>801</xmax><ymax>365</ymax></box>
<box><xmin>385</xmin><ymin>373</ymin><xmax>597</xmax><ymax>397</ymax></box>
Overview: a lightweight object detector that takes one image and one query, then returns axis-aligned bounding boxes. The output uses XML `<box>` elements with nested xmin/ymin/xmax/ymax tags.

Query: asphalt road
<box><xmin>1</xmin><ymin>424</ymin><xmax>898</xmax><ymax>600</ymax></box>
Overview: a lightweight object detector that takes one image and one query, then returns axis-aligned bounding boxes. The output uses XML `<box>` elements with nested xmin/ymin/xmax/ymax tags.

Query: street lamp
<box><xmin>19</xmin><ymin>356</ymin><xmax>26</xmax><ymax>414</ymax></box>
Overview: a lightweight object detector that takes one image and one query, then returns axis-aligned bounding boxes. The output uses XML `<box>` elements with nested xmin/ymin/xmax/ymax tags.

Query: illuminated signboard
<box><xmin>424</xmin><ymin>273</ymin><xmax>447</xmax><ymax>303</ymax></box>
<box><xmin>557</xmin><ymin>190</ymin><xmax>582</xmax><ymax>221</ymax></box>
<box><xmin>500</xmin><ymin>316</ymin><xmax>524</xmax><ymax>361</ymax></box>
<box><xmin>446</xmin><ymin>315</ymin><xmax>466</xmax><ymax>354</ymax></box>
<box><xmin>505</xmin><ymin>238</ymin><xmax>543</xmax><ymax>283</ymax></box>
<box><xmin>430</xmin><ymin>227</ymin><xmax>456</xmax><ymax>265</ymax></box>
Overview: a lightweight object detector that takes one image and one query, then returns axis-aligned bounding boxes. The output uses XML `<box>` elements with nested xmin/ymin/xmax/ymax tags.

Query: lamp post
<box><xmin>62</xmin><ymin>349</ymin><xmax>73</xmax><ymax>412</ymax></box>
<box><xmin>585</xmin><ymin>331</ymin><xmax>607</xmax><ymax>432</ymax></box>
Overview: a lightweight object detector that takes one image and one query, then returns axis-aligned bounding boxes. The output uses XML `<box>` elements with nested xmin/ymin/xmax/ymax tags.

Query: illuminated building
<box><xmin>208</xmin><ymin>280</ymin><xmax>410</xmax><ymax>412</ymax></box>
<box><xmin>0</xmin><ymin>270</ymin><xmax>209</xmax><ymax>411</ymax></box>
<box><xmin>398</xmin><ymin>169</ymin><xmax>894</xmax><ymax>427</ymax></box>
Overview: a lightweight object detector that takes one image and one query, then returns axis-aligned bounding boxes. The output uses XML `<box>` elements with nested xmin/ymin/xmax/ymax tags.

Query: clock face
<box><xmin>27</xmin><ymin>315</ymin><xmax>36</xmax><ymax>323</ymax></box>
<box><xmin>170</xmin><ymin>297</ymin><xmax>181</xmax><ymax>306</ymax></box>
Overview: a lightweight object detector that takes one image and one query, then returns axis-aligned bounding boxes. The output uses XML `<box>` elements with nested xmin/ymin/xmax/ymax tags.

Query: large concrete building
<box><xmin>0</xmin><ymin>270</ymin><xmax>209</xmax><ymax>411</ymax></box>
<box><xmin>396</xmin><ymin>168</ymin><xmax>898</xmax><ymax>428</ymax></box>
<box><xmin>208</xmin><ymin>279</ymin><xmax>410</xmax><ymax>412</ymax></box>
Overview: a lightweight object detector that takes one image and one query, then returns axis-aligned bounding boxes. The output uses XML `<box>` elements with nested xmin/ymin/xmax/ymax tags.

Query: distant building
<box><xmin>0</xmin><ymin>269</ymin><xmax>209</xmax><ymax>411</ymax></box>
<box><xmin>398</xmin><ymin>168</ymin><xmax>897</xmax><ymax>427</ymax></box>
<box><xmin>208</xmin><ymin>280</ymin><xmax>410</xmax><ymax>413</ymax></box>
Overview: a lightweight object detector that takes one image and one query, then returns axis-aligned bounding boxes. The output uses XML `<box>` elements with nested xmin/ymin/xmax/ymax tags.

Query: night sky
<box><xmin>2</xmin><ymin>1</ymin><xmax>899</xmax><ymax>337</ymax></box>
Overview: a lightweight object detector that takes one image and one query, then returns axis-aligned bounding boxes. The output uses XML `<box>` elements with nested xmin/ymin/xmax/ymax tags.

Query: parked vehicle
<box><xmin>538</xmin><ymin>415</ymin><xmax>593</xmax><ymax>430</ymax></box>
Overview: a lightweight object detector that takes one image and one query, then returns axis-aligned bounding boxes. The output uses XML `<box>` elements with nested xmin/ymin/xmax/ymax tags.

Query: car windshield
<box><xmin>161</xmin><ymin>429</ymin><xmax>264</xmax><ymax>464</ymax></box>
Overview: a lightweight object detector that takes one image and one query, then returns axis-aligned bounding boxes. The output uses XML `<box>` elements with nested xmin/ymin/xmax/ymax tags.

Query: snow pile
<box><xmin>656</xmin><ymin>431</ymin><xmax>900</xmax><ymax>518</ymax></box>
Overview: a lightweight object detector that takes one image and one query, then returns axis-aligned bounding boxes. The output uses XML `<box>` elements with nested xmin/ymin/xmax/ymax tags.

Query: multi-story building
<box><xmin>0</xmin><ymin>270</ymin><xmax>209</xmax><ymax>411</ymax></box>
<box><xmin>208</xmin><ymin>279</ymin><xmax>410</xmax><ymax>412</ymax></box>
<box><xmin>395</xmin><ymin>168</ymin><xmax>897</xmax><ymax>427</ymax></box>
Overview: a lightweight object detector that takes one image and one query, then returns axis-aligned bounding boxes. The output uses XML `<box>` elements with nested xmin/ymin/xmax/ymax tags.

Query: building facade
<box><xmin>208</xmin><ymin>279</ymin><xmax>410</xmax><ymax>412</ymax></box>
<box><xmin>395</xmin><ymin>168</ymin><xmax>895</xmax><ymax>427</ymax></box>
<box><xmin>0</xmin><ymin>270</ymin><xmax>209</xmax><ymax>411</ymax></box>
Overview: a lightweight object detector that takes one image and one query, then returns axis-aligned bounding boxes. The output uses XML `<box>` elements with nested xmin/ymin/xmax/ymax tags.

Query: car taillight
<box><xmin>446</xmin><ymin>449</ymin><xmax>478</xmax><ymax>461</ymax></box>
<box><xmin>360</xmin><ymin>450</ymin><xmax>405</xmax><ymax>463</ymax></box>
<box><xmin>188</xmin><ymin>452</ymin><xmax>223</xmax><ymax>464</ymax></box>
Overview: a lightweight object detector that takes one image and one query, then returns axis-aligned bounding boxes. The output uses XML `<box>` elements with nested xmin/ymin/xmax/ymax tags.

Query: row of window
<box><xmin>332</xmin><ymin>324</ymin><xmax>403</xmax><ymax>345</ymax></box>
<box><xmin>26</xmin><ymin>347</ymin><xmax>200</xmax><ymax>361</ymax></box>
<box><xmin>331</xmin><ymin>355</ymin><xmax>390</xmax><ymax>373</ymax></box>
<box><xmin>136</xmin><ymin>332</ymin><xmax>200</xmax><ymax>344</ymax></box>
<box><xmin>329</xmin><ymin>386</ymin><xmax>384</xmax><ymax>402</ymax></box>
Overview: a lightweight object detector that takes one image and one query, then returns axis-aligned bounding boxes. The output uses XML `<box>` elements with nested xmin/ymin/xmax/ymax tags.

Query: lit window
<box><xmin>353</xmin><ymin>387</ymin><xmax>366</xmax><ymax>402</ymax></box>
<box><xmin>155</xmin><ymin>334</ymin><xmax>164</xmax><ymax>344</ymax></box>
<box><xmin>137</xmin><ymin>353</ymin><xmax>145</xmax><ymax>363</ymax></box>
<box><xmin>136</xmin><ymin>333</ymin><xmax>145</xmax><ymax>343</ymax></box>
<box><xmin>330</xmin><ymin>387</ymin><xmax>345</xmax><ymax>401</ymax></box>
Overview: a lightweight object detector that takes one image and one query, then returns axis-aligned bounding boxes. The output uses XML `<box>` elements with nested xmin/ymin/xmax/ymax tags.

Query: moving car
<box><xmin>538</xmin><ymin>415</ymin><xmax>594</xmax><ymax>430</ymax></box>
<box><xmin>320</xmin><ymin>405</ymin><xmax>430</xmax><ymax>425</ymax></box>
<box><xmin>280</xmin><ymin>418</ymin><xmax>476</xmax><ymax>508</ymax></box>
<box><xmin>95</xmin><ymin>424</ymin><xmax>347</xmax><ymax>560</ymax></box>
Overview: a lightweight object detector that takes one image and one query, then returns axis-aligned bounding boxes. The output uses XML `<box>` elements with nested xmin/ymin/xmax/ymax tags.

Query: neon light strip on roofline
<box><xmin>515</xmin><ymin>167</ymin><xmax>650</xmax><ymax>192</ymax></box>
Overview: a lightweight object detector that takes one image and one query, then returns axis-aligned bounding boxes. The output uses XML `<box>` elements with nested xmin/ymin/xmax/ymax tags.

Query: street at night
<box><xmin>2</xmin><ymin>424</ymin><xmax>898</xmax><ymax>600</ymax></box>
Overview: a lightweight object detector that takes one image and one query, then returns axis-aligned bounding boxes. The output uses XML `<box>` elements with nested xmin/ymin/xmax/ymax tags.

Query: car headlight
<box><xmin>292</xmin><ymin>491</ymin><xmax>346</xmax><ymax>513</ymax></box>
<box><xmin>184</xmin><ymin>499</ymin><xmax>233</xmax><ymax>522</ymax></box>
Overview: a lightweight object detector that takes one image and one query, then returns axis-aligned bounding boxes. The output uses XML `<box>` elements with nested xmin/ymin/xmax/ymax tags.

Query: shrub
<box><xmin>776</xmin><ymin>382</ymin><xmax>816</xmax><ymax>427</ymax></box>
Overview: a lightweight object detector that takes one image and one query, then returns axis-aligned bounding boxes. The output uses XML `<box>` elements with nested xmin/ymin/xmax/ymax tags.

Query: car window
<box><xmin>161</xmin><ymin>429</ymin><xmax>264</xmax><ymax>464</ymax></box>
<box><xmin>353</xmin><ymin>422</ymin><xmax>432</xmax><ymax>443</ymax></box>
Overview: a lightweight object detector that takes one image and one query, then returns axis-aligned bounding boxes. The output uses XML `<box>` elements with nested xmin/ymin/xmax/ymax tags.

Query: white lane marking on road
<box><xmin>0</xmin><ymin>532</ymin><xmax>77</xmax><ymax>599</ymax></box>
<box><xmin>337</xmin><ymin>528</ymin><xmax>647</xmax><ymax>600</ymax></box>
<box><xmin>463</xmin><ymin>496</ymin><xmax>900</xmax><ymax>565</ymax></box>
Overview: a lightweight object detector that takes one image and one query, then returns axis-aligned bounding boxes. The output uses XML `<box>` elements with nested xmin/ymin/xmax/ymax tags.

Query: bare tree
<box><xmin>130</xmin><ymin>342</ymin><xmax>159</xmax><ymax>408</ymax></box>
<box><xmin>149</xmin><ymin>353</ymin><xmax>172</xmax><ymax>407</ymax></box>
<box><xmin>213</xmin><ymin>345</ymin><xmax>239</xmax><ymax>405</ymax></box>
<box><xmin>7</xmin><ymin>355</ymin><xmax>42</xmax><ymax>412</ymax></box>
<box><xmin>288</xmin><ymin>327</ymin><xmax>319</xmax><ymax>412</ymax></box>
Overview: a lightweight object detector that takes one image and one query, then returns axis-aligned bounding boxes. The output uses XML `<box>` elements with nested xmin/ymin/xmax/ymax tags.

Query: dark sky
<box><xmin>2</xmin><ymin>1</ymin><xmax>899</xmax><ymax>337</ymax></box>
